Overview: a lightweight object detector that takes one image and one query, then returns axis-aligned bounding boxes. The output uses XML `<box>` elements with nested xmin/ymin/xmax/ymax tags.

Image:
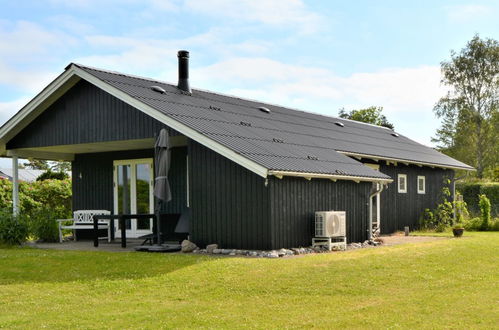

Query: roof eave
<box><xmin>268</xmin><ymin>170</ymin><xmax>393</xmax><ymax>184</ymax></box>
<box><xmin>337</xmin><ymin>151</ymin><xmax>475</xmax><ymax>171</ymax></box>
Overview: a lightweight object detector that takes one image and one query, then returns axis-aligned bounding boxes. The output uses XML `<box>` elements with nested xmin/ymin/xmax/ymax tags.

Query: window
<box><xmin>417</xmin><ymin>176</ymin><xmax>426</xmax><ymax>194</ymax></box>
<box><xmin>398</xmin><ymin>174</ymin><xmax>407</xmax><ymax>193</ymax></box>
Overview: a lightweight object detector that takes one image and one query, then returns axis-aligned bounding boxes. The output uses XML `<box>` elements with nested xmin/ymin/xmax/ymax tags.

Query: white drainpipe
<box><xmin>368</xmin><ymin>183</ymin><xmax>384</xmax><ymax>240</ymax></box>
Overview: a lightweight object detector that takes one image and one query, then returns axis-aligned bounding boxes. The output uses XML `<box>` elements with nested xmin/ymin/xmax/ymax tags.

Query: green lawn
<box><xmin>1</xmin><ymin>233</ymin><xmax>498</xmax><ymax>329</ymax></box>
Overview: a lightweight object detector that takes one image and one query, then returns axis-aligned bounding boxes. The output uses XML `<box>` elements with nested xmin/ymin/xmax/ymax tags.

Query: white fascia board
<box><xmin>337</xmin><ymin>151</ymin><xmax>475</xmax><ymax>172</ymax></box>
<box><xmin>7</xmin><ymin>149</ymin><xmax>74</xmax><ymax>161</ymax></box>
<box><xmin>72</xmin><ymin>66</ymin><xmax>269</xmax><ymax>178</ymax></box>
<box><xmin>0</xmin><ymin>69</ymin><xmax>80</xmax><ymax>144</ymax></box>
<box><xmin>268</xmin><ymin>170</ymin><xmax>393</xmax><ymax>184</ymax></box>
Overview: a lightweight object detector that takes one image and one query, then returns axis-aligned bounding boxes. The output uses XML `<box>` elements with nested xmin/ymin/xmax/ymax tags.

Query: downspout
<box><xmin>368</xmin><ymin>182</ymin><xmax>384</xmax><ymax>240</ymax></box>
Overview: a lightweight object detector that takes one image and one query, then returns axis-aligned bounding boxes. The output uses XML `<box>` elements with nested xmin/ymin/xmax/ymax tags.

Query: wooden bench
<box><xmin>58</xmin><ymin>210</ymin><xmax>111</xmax><ymax>243</ymax></box>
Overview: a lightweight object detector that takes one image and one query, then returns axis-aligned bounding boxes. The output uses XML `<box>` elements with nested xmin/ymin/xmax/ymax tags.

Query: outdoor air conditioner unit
<box><xmin>315</xmin><ymin>211</ymin><xmax>346</xmax><ymax>237</ymax></box>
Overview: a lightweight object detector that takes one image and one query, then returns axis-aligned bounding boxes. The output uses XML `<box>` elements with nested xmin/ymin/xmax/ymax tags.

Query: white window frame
<box><xmin>398</xmin><ymin>174</ymin><xmax>407</xmax><ymax>193</ymax></box>
<box><xmin>417</xmin><ymin>176</ymin><xmax>426</xmax><ymax>194</ymax></box>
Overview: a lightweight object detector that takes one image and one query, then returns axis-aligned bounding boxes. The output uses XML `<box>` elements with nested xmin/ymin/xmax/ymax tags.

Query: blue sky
<box><xmin>0</xmin><ymin>0</ymin><xmax>498</xmax><ymax>167</ymax></box>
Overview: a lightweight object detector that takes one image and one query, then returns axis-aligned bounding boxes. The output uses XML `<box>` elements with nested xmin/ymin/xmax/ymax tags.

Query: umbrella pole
<box><xmin>156</xmin><ymin>200</ymin><xmax>162</xmax><ymax>245</ymax></box>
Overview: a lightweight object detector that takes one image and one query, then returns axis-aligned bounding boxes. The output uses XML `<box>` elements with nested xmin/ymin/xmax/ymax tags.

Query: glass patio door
<box><xmin>113</xmin><ymin>159</ymin><xmax>154</xmax><ymax>238</ymax></box>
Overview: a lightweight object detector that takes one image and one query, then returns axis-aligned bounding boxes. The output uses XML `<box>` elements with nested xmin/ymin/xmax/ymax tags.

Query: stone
<box><xmin>221</xmin><ymin>249</ymin><xmax>233</xmax><ymax>255</ymax></box>
<box><xmin>229</xmin><ymin>252</ymin><xmax>236</xmax><ymax>256</ymax></box>
<box><xmin>291</xmin><ymin>248</ymin><xmax>300</xmax><ymax>255</ymax></box>
<box><xmin>266</xmin><ymin>251</ymin><xmax>279</xmax><ymax>258</ymax></box>
<box><xmin>212</xmin><ymin>248</ymin><xmax>222</xmax><ymax>254</ymax></box>
<box><xmin>206</xmin><ymin>244</ymin><xmax>218</xmax><ymax>253</ymax></box>
<box><xmin>181</xmin><ymin>240</ymin><xmax>198</xmax><ymax>253</ymax></box>
<box><xmin>277</xmin><ymin>248</ymin><xmax>287</xmax><ymax>257</ymax></box>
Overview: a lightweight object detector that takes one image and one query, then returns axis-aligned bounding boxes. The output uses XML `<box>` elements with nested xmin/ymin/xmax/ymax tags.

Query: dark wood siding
<box><xmin>7</xmin><ymin>80</ymin><xmax>180</xmax><ymax>149</ymax></box>
<box><xmin>72</xmin><ymin>147</ymin><xmax>187</xmax><ymax>214</ymax></box>
<box><xmin>378</xmin><ymin>163</ymin><xmax>454</xmax><ymax>234</ymax></box>
<box><xmin>269</xmin><ymin>177</ymin><xmax>371</xmax><ymax>247</ymax></box>
<box><xmin>189</xmin><ymin>141</ymin><xmax>271</xmax><ymax>250</ymax></box>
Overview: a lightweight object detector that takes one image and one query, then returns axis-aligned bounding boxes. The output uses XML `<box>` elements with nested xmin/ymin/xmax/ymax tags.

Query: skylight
<box><xmin>150</xmin><ymin>85</ymin><xmax>166</xmax><ymax>94</ymax></box>
<box><xmin>258</xmin><ymin>106</ymin><xmax>271</xmax><ymax>114</ymax></box>
<box><xmin>335</xmin><ymin>122</ymin><xmax>345</xmax><ymax>127</ymax></box>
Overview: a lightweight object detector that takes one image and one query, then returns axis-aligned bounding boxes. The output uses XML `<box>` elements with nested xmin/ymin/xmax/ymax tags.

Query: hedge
<box><xmin>456</xmin><ymin>182</ymin><xmax>499</xmax><ymax>217</ymax></box>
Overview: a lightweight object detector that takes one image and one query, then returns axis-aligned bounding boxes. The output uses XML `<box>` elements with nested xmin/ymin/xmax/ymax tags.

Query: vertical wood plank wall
<box><xmin>72</xmin><ymin>148</ymin><xmax>187</xmax><ymax>215</ymax></box>
<box><xmin>7</xmin><ymin>80</ymin><xmax>178</xmax><ymax>149</ymax></box>
<box><xmin>378</xmin><ymin>163</ymin><xmax>454</xmax><ymax>234</ymax></box>
<box><xmin>269</xmin><ymin>176</ymin><xmax>371</xmax><ymax>247</ymax></box>
<box><xmin>189</xmin><ymin>141</ymin><xmax>271</xmax><ymax>250</ymax></box>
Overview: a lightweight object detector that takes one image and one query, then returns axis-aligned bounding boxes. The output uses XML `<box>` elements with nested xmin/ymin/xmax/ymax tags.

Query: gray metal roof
<box><xmin>74</xmin><ymin>64</ymin><xmax>473</xmax><ymax>180</ymax></box>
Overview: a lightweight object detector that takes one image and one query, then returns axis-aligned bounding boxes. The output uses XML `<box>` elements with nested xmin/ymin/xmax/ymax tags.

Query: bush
<box><xmin>0</xmin><ymin>209</ymin><xmax>29</xmax><ymax>245</ymax></box>
<box><xmin>420</xmin><ymin>208</ymin><xmax>436</xmax><ymax>230</ymax></box>
<box><xmin>29</xmin><ymin>207</ymin><xmax>61</xmax><ymax>242</ymax></box>
<box><xmin>37</xmin><ymin>170</ymin><xmax>69</xmax><ymax>181</ymax></box>
<box><xmin>456</xmin><ymin>182</ymin><xmax>498</xmax><ymax>217</ymax></box>
<box><xmin>489</xmin><ymin>218</ymin><xmax>499</xmax><ymax>231</ymax></box>
<box><xmin>463</xmin><ymin>217</ymin><xmax>482</xmax><ymax>231</ymax></box>
<box><xmin>479</xmin><ymin>194</ymin><xmax>491</xmax><ymax>231</ymax></box>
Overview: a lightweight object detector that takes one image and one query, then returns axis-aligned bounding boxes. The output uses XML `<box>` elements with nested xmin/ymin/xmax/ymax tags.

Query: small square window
<box><xmin>417</xmin><ymin>176</ymin><xmax>425</xmax><ymax>194</ymax></box>
<box><xmin>398</xmin><ymin>174</ymin><xmax>407</xmax><ymax>193</ymax></box>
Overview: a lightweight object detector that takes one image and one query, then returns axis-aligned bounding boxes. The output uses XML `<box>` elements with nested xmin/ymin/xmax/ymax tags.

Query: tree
<box><xmin>23</xmin><ymin>159</ymin><xmax>71</xmax><ymax>173</ymax></box>
<box><xmin>338</xmin><ymin>106</ymin><xmax>394</xmax><ymax>129</ymax></box>
<box><xmin>433</xmin><ymin>35</ymin><xmax>499</xmax><ymax>178</ymax></box>
<box><xmin>23</xmin><ymin>159</ymin><xmax>50</xmax><ymax>171</ymax></box>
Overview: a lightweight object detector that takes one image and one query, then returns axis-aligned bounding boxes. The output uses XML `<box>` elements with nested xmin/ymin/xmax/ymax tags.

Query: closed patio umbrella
<box><xmin>152</xmin><ymin>128</ymin><xmax>171</xmax><ymax>249</ymax></box>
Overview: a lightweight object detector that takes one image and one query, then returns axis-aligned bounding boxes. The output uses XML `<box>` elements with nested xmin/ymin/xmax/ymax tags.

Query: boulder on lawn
<box><xmin>206</xmin><ymin>244</ymin><xmax>218</xmax><ymax>253</ymax></box>
<box><xmin>181</xmin><ymin>240</ymin><xmax>198</xmax><ymax>253</ymax></box>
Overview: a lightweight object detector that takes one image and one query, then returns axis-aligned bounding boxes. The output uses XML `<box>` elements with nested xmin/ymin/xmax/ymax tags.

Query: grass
<box><xmin>1</xmin><ymin>233</ymin><xmax>498</xmax><ymax>329</ymax></box>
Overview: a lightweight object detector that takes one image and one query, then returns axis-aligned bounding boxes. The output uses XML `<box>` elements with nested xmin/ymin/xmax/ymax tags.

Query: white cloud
<box><xmin>0</xmin><ymin>97</ymin><xmax>31</xmax><ymax>126</ymax></box>
<box><xmin>193</xmin><ymin>57</ymin><xmax>446</xmax><ymax>145</ymax></box>
<box><xmin>0</xmin><ymin>21</ymin><xmax>76</xmax><ymax>63</ymax></box>
<box><xmin>184</xmin><ymin>0</ymin><xmax>325</xmax><ymax>34</ymax></box>
<box><xmin>446</xmin><ymin>4</ymin><xmax>490</xmax><ymax>22</ymax></box>
<box><xmin>0</xmin><ymin>63</ymin><xmax>57</xmax><ymax>93</ymax></box>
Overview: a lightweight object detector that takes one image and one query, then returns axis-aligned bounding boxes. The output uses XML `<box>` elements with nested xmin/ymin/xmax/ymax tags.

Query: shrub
<box><xmin>37</xmin><ymin>170</ymin><xmax>69</xmax><ymax>181</ymax></box>
<box><xmin>0</xmin><ymin>209</ymin><xmax>29</xmax><ymax>245</ymax></box>
<box><xmin>463</xmin><ymin>217</ymin><xmax>482</xmax><ymax>231</ymax></box>
<box><xmin>420</xmin><ymin>208</ymin><xmax>436</xmax><ymax>230</ymax></box>
<box><xmin>29</xmin><ymin>207</ymin><xmax>61</xmax><ymax>242</ymax></box>
<box><xmin>489</xmin><ymin>218</ymin><xmax>499</xmax><ymax>231</ymax></box>
<box><xmin>456</xmin><ymin>182</ymin><xmax>498</xmax><ymax>217</ymax></box>
<box><xmin>479</xmin><ymin>194</ymin><xmax>491</xmax><ymax>231</ymax></box>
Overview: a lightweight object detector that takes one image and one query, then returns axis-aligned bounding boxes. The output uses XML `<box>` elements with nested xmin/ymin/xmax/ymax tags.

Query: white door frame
<box><xmin>113</xmin><ymin>158</ymin><xmax>154</xmax><ymax>238</ymax></box>
<box><xmin>366</xmin><ymin>164</ymin><xmax>381</xmax><ymax>232</ymax></box>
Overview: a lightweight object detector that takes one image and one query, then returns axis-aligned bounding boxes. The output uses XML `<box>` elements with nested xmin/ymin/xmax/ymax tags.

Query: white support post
<box><xmin>12</xmin><ymin>155</ymin><xmax>19</xmax><ymax>216</ymax></box>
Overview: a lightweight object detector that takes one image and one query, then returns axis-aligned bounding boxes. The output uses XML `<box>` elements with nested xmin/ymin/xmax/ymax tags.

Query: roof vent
<box><xmin>335</xmin><ymin>122</ymin><xmax>345</xmax><ymax>127</ymax></box>
<box><xmin>177</xmin><ymin>50</ymin><xmax>191</xmax><ymax>94</ymax></box>
<box><xmin>307</xmin><ymin>155</ymin><xmax>318</xmax><ymax>160</ymax></box>
<box><xmin>391</xmin><ymin>133</ymin><xmax>399</xmax><ymax>137</ymax></box>
<box><xmin>209</xmin><ymin>105</ymin><xmax>221</xmax><ymax>111</ymax></box>
<box><xmin>240</xmin><ymin>121</ymin><xmax>252</xmax><ymax>127</ymax></box>
<box><xmin>272</xmin><ymin>138</ymin><xmax>284</xmax><ymax>143</ymax></box>
<box><xmin>151</xmin><ymin>85</ymin><xmax>166</xmax><ymax>94</ymax></box>
<box><xmin>258</xmin><ymin>106</ymin><xmax>271</xmax><ymax>114</ymax></box>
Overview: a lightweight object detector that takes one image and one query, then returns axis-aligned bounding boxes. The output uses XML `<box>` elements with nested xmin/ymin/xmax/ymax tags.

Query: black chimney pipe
<box><xmin>177</xmin><ymin>50</ymin><xmax>191</xmax><ymax>94</ymax></box>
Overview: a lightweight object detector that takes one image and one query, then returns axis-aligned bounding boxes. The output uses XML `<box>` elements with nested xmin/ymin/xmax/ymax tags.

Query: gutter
<box><xmin>268</xmin><ymin>170</ymin><xmax>393</xmax><ymax>184</ymax></box>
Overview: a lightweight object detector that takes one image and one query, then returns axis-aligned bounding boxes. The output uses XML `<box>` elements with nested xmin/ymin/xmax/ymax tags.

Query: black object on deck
<box><xmin>93</xmin><ymin>214</ymin><xmax>156</xmax><ymax>248</ymax></box>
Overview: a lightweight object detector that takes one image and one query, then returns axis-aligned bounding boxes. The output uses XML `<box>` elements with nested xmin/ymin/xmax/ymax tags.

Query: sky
<box><xmin>0</xmin><ymin>0</ymin><xmax>498</xmax><ymax>167</ymax></box>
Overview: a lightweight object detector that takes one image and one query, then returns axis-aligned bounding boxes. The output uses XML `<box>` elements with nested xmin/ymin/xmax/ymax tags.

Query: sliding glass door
<box><xmin>113</xmin><ymin>159</ymin><xmax>154</xmax><ymax>238</ymax></box>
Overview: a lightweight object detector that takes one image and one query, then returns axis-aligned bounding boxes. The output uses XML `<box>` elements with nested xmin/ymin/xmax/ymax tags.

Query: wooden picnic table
<box><xmin>92</xmin><ymin>214</ymin><xmax>157</xmax><ymax>248</ymax></box>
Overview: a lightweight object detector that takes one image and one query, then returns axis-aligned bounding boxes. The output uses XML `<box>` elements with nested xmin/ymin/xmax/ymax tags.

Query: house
<box><xmin>0</xmin><ymin>51</ymin><xmax>474</xmax><ymax>249</ymax></box>
<box><xmin>0</xmin><ymin>168</ymin><xmax>45</xmax><ymax>182</ymax></box>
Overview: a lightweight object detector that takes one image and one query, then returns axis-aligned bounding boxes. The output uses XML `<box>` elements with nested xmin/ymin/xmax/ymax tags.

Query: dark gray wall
<box><xmin>189</xmin><ymin>141</ymin><xmax>271</xmax><ymax>250</ymax></box>
<box><xmin>377</xmin><ymin>163</ymin><xmax>454</xmax><ymax>234</ymax></box>
<box><xmin>72</xmin><ymin>147</ymin><xmax>187</xmax><ymax>214</ymax></box>
<box><xmin>269</xmin><ymin>177</ymin><xmax>371</xmax><ymax>247</ymax></box>
<box><xmin>7</xmin><ymin>80</ymin><xmax>179</xmax><ymax>149</ymax></box>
